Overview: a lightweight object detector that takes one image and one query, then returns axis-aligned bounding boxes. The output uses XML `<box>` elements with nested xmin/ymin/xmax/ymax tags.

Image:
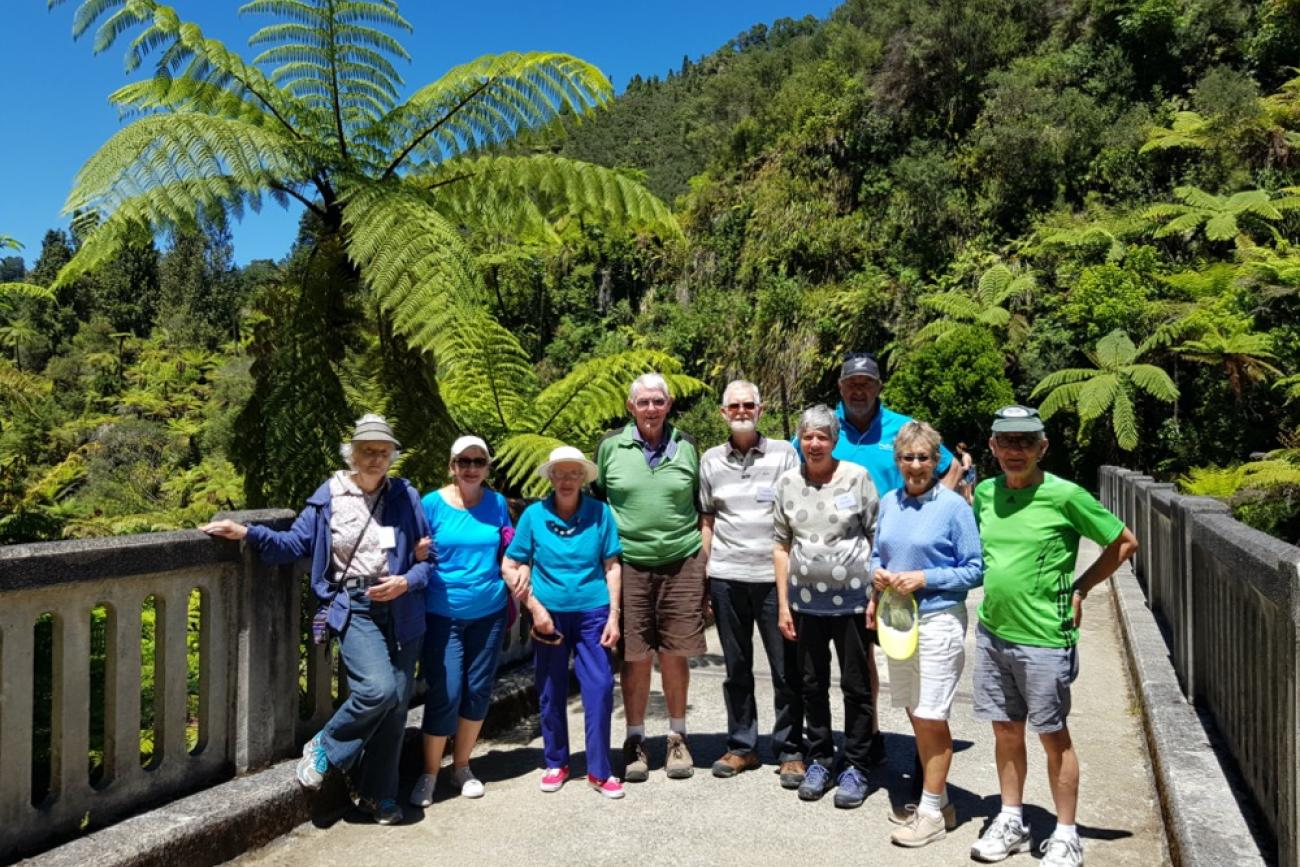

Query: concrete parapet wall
<box><xmin>1102</xmin><ymin>465</ymin><xmax>1299</xmax><ymax>866</ymax></box>
<box><xmin>0</xmin><ymin>510</ymin><xmax>535</xmax><ymax>862</ymax></box>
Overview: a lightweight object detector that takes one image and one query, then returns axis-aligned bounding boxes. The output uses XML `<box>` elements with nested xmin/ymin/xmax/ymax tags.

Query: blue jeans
<box><xmin>421</xmin><ymin>606</ymin><xmax>508</xmax><ymax>735</ymax></box>
<box><xmin>320</xmin><ymin>590</ymin><xmax>421</xmax><ymax>802</ymax></box>
<box><xmin>710</xmin><ymin>578</ymin><xmax>805</xmax><ymax>761</ymax></box>
<box><xmin>534</xmin><ymin>607</ymin><xmax>615</xmax><ymax>780</ymax></box>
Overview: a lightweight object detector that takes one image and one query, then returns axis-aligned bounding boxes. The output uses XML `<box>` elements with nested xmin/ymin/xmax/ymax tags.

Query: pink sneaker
<box><xmin>588</xmin><ymin>774</ymin><xmax>625</xmax><ymax>799</ymax></box>
<box><xmin>539</xmin><ymin>766</ymin><xmax>569</xmax><ymax>792</ymax></box>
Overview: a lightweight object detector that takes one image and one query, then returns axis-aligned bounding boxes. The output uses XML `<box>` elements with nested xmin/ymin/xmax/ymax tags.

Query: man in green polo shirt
<box><xmin>594</xmin><ymin>372</ymin><xmax>704</xmax><ymax>783</ymax></box>
<box><xmin>969</xmin><ymin>405</ymin><xmax>1138</xmax><ymax>867</ymax></box>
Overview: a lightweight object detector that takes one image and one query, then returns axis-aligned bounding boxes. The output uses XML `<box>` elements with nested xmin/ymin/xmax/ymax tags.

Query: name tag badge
<box><xmin>755</xmin><ymin>485</ymin><xmax>776</xmax><ymax>503</ymax></box>
<box><xmin>376</xmin><ymin>526</ymin><xmax>397</xmax><ymax>550</ymax></box>
<box><xmin>834</xmin><ymin>493</ymin><xmax>857</xmax><ymax>511</ymax></box>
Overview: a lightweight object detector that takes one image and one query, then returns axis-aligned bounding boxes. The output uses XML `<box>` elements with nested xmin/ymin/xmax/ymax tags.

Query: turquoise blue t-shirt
<box><xmin>423</xmin><ymin>488</ymin><xmax>511</xmax><ymax>620</ymax></box>
<box><xmin>505</xmin><ymin>494</ymin><xmax>622</xmax><ymax>613</ymax></box>
<box><xmin>793</xmin><ymin>402</ymin><xmax>955</xmax><ymax>494</ymax></box>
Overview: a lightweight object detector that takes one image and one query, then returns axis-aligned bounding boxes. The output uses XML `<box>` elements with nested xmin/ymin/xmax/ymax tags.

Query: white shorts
<box><xmin>887</xmin><ymin>603</ymin><xmax>968</xmax><ymax>721</ymax></box>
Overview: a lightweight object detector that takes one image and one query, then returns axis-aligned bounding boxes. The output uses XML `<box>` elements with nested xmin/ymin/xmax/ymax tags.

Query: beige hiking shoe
<box><xmin>622</xmin><ymin>736</ymin><xmax>649</xmax><ymax>783</ymax></box>
<box><xmin>665</xmin><ymin>733</ymin><xmax>694</xmax><ymax>779</ymax></box>
<box><xmin>891</xmin><ymin>808</ymin><xmax>949</xmax><ymax>847</ymax></box>
<box><xmin>888</xmin><ymin>801</ymin><xmax>957</xmax><ymax>830</ymax></box>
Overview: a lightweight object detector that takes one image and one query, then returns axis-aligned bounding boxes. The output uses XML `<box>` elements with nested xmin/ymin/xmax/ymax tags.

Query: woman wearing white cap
<box><xmin>201</xmin><ymin>413</ymin><xmax>430</xmax><ymax>826</ymax></box>
<box><xmin>410</xmin><ymin>435</ymin><xmax>518</xmax><ymax>806</ymax></box>
<box><xmin>503</xmin><ymin>445</ymin><xmax>625</xmax><ymax>798</ymax></box>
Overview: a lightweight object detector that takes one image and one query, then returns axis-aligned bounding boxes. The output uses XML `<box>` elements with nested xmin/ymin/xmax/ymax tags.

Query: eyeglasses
<box><xmin>454</xmin><ymin>457</ymin><xmax>489</xmax><ymax>469</ymax></box>
<box><xmin>356</xmin><ymin>447</ymin><xmax>393</xmax><ymax>461</ymax></box>
<box><xmin>633</xmin><ymin>397</ymin><xmax>668</xmax><ymax>409</ymax></box>
<box><xmin>551</xmin><ymin>470</ymin><xmax>587</xmax><ymax>482</ymax></box>
<box><xmin>994</xmin><ymin>435</ymin><xmax>1040</xmax><ymax>451</ymax></box>
<box><xmin>898</xmin><ymin>453</ymin><xmax>933</xmax><ymax>464</ymax></box>
<box><xmin>724</xmin><ymin>401</ymin><xmax>758</xmax><ymax>411</ymax></box>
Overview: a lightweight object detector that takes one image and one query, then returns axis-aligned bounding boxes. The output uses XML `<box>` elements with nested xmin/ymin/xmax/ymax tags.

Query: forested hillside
<box><xmin>4</xmin><ymin>0</ymin><xmax>1300</xmax><ymax>544</ymax></box>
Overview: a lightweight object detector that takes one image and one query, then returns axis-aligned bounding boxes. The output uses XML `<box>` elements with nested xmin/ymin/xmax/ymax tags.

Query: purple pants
<box><xmin>534</xmin><ymin>606</ymin><xmax>615</xmax><ymax>781</ymax></box>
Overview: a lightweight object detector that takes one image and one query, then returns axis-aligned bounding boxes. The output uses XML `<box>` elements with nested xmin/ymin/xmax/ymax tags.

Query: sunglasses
<box><xmin>454</xmin><ymin>457</ymin><xmax>489</xmax><ymax>469</ymax></box>
<box><xmin>898</xmin><ymin>453</ymin><xmax>932</xmax><ymax>464</ymax></box>
<box><xmin>633</xmin><ymin>397</ymin><xmax>668</xmax><ymax>409</ymax></box>
<box><xmin>724</xmin><ymin>401</ymin><xmax>758</xmax><ymax>411</ymax></box>
<box><xmin>994</xmin><ymin>435</ymin><xmax>1041</xmax><ymax>450</ymax></box>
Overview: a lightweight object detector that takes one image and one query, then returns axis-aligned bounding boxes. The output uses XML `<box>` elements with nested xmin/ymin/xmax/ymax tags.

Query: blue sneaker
<box><xmin>358</xmin><ymin>797</ymin><xmax>403</xmax><ymax>825</ymax></box>
<box><xmin>833</xmin><ymin>767</ymin><xmax>869</xmax><ymax>809</ymax></box>
<box><xmin>296</xmin><ymin>735</ymin><xmax>329</xmax><ymax>790</ymax></box>
<box><xmin>797</xmin><ymin>762</ymin><xmax>834</xmax><ymax>801</ymax></box>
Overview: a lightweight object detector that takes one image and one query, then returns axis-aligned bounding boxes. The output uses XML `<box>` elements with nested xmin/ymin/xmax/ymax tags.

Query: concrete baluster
<box><xmin>157</xmin><ymin>589</ymin><xmax>191</xmax><ymax>769</ymax></box>
<box><xmin>53</xmin><ymin>608</ymin><xmax>93</xmax><ymax>805</ymax></box>
<box><xmin>105</xmin><ymin>595</ymin><xmax>142</xmax><ymax>787</ymax></box>
<box><xmin>0</xmin><ymin>611</ymin><xmax>35</xmax><ymax>843</ymax></box>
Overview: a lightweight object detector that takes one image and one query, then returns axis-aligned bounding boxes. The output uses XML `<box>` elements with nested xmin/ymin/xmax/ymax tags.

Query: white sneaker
<box><xmin>971</xmin><ymin>813</ymin><xmax>1031</xmax><ymax>862</ymax></box>
<box><xmin>452</xmin><ymin>765</ymin><xmax>484</xmax><ymax>798</ymax></box>
<box><xmin>1039</xmin><ymin>835</ymin><xmax>1084</xmax><ymax>867</ymax></box>
<box><xmin>408</xmin><ymin>772</ymin><xmax>437</xmax><ymax>807</ymax></box>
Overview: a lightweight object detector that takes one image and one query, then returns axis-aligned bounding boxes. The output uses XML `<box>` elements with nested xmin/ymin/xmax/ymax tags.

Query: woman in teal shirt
<box><xmin>504</xmin><ymin>445</ymin><xmax>624</xmax><ymax>798</ymax></box>
<box><xmin>410</xmin><ymin>435</ymin><xmax>519</xmax><ymax>807</ymax></box>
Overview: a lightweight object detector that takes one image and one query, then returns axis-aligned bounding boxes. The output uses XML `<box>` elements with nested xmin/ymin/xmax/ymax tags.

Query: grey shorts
<box><xmin>972</xmin><ymin>622</ymin><xmax>1079</xmax><ymax>733</ymax></box>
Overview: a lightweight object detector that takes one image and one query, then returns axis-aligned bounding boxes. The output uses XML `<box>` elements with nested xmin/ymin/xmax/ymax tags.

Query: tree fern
<box><xmin>52</xmin><ymin>0</ymin><xmax>679</xmax><ymax>504</ymax></box>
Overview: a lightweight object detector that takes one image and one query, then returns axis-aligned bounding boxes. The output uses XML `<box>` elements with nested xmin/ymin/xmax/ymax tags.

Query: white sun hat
<box><xmin>450</xmin><ymin>435</ymin><xmax>493</xmax><ymax>460</ymax></box>
<box><xmin>536</xmin><ymin>445</ymin><xmax>598</xmax><ymax>484</ymax></box>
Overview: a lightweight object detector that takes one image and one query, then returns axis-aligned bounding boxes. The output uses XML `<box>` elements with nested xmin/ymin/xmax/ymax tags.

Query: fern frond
<box><xmin>1094</xmin><ymin>330</ymin><xmax>1138</xmax><ymax>368</ymax></box>
<box><xmin>0</xmin><ymin>283</ymin><xmax>57</xmax><ymax>303</ymax></box>
<box><xmin>1110</xmin><ymin>387</ymin><xmax>1138</xmax><ymax>451</ymax></box>
<box><xmin>1036</xmin><ymin>380</ymin><xmax>1086</xmax><ymax>419</ymax></box>
<box><xmin>1123</xmin><ymin>363</ymin><xmax>1180</xmax><ymax>402</ymax></box>
<box><xmin>421</xmin><ymin>154</ymin><xmax>681</xmax><ymax>242</ymax></box>
<box><xmin>378</xmin><ymin>52</ymin><xmax>613</xmax><ymax>174</ymax></box>
<box><xmin>1076</xmin><ymin>373</ymin><xmax>1119</xmax><ymax>423</ymax></box>
<box><xmin>918</xmin><ymin>290</ymin><xmax>981</xmax><ymax>322</ymax></box>
<box><xmin>1030</xmin><ymin>368</ymin><xmax>1097</xmax><ymax>396</ymax></box>
<box><xmin>494</xmin><ymin>433</ymin><xmax>570</xmax><ymax>498</ymax></box>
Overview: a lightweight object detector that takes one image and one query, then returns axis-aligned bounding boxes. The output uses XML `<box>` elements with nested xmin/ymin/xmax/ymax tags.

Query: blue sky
<box><xmin>0</xmin><ymin>1</ymin><xmax>840</xmax><ymax>268</ymax></box>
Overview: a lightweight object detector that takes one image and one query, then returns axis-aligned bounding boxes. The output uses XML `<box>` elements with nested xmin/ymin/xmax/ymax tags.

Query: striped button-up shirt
<box><xmin>698</xmin><ymin>435</ymin><xmax>799</xmax><ymax>582</ymax></box>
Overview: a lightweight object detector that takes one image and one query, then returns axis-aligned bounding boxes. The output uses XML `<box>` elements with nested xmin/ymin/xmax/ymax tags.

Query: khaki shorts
<box><xmin>887</xmin><ymin>604</ymin><xmax>968</xmax><ymax>721</ymax></box>
<box><xmin>621</xmin><ymin>548</ymin><xmax>707</xmax><ymax>662</ymax></box>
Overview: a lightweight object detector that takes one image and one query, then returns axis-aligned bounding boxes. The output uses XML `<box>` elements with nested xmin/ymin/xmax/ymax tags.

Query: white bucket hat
<box><xmin>536</xmin><ymin>445</ymin><xmax>598</xmax><ymax>484</ymax></box>
<box><xmin>450</xmin><ymin>435</ymin><xmax>492</xmax><ymax>460</ymax></box>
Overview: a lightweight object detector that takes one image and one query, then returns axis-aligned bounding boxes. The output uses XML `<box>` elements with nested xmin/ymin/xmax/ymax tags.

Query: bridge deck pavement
<box><xmin>236</xmin><ymin>542</ymin><xmax>1167</xmax><ymax>866</ymax></box>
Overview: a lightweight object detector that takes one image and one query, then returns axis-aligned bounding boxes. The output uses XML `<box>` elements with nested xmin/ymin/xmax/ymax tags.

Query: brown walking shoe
<box><xmin>622</xmin><ymin>736</ymin><xmax>649</xmax><ymax>783</ymax></box>
<box><xmin>778</xmin><ymin>759</ymin><xmax>806</xmax><ymax>789</ymax></box>
<box><xmin>711</xmin><ymin>751</ymin><xmax>760</xmax><ymax>778</ymax></box>
<box><xmin>664</xmin><ymin>733</ymin><xmax>694</xmax><ymax>779</ymax></box>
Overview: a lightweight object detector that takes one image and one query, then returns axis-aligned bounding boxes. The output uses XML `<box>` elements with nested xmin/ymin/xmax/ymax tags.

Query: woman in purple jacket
<box><xmin>202</xmin><ymin>414</ymin><xmax>431</xmax><ymax>826</ymax></box>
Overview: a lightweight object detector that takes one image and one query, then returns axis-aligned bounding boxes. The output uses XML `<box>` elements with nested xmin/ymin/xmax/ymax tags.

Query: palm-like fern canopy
<box><xmin>52</xmin><ymin>0</ymin><xmax>685</xmax><ymax>495</ymax></box>
<box><xmin>1030</xmin><ymin>329</ymin><xmax>1179</xmax><ymax>451</ymax></box>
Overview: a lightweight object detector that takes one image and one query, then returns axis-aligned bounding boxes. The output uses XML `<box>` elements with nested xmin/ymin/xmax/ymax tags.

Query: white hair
<box><xmin>628</xmin><ymin>372</ymin><xmax>671</xmax><ymax>402</ymax></box>
<box><xmin>894</xmin><ymin>420</ymin><xmax>942</xmax><ymax>460</ymax></box>
<box><xmin>797</xmin><ymin>404</ymin><xmax>840</xmax><ymax>442</ymax></box>
<box><xmin>721</xmin><ymin>379</ymin><xmax>761</xmax><ymax>407</ymax></box>
<box><xmin>339</xmin><ymin>442</ymin><xmax>401</xmax><ymax>470</ymax></box>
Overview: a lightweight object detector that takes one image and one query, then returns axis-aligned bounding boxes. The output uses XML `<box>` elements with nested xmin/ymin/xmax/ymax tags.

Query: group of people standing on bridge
<box><xmin>202</xmin><ymin>350</ymin><xmax>1136</xmax><ymax>867</ymax></box>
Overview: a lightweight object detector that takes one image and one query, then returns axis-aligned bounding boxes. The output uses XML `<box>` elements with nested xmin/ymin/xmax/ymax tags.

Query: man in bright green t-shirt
<box><xmin>968</xmin><ymin>405</ymin><xmax>1138</xmax><ymax>867</ymax></box>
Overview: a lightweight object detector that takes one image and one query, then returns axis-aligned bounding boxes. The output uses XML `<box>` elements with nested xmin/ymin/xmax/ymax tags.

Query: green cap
<box><xmin>991</xmin><ymin>405</ymin><xmax>1044</xmax><ymax>433</ymax></box>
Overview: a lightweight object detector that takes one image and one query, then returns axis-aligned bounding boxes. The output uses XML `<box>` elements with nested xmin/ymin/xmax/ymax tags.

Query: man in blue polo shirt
<box><xmin>795</xmin><ymin>353</ymin><xmax>962</xmax><ymax>495</ymax></box>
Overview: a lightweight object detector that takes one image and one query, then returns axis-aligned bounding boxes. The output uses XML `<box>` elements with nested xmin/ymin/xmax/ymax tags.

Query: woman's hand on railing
<box><xmin>414</xmin><ymin>536</ymin><xmax>432</xmax><ymax>562</ymax></box>
<box><xmin>366</xmin><ymin>574</ymin><xmax>409</xmax><ymax>602</ymax></box>
<box><xmin>200</xmin><ymin>519</ymin><xmax>247</xmax><ymax>541</ymax></box>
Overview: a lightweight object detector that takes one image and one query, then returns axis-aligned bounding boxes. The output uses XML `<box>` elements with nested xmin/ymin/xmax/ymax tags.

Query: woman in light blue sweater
<box><xmin>867</xmin><ymin>420</ymin><xmax>982</xmax><ymax>848</ymax></box>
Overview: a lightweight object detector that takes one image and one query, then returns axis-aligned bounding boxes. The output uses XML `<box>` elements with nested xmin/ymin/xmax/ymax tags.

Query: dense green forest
<box><xmin>4</xmin><ymin>0</ymin><xmax>1300</xmax><ymax>545</ymax></box>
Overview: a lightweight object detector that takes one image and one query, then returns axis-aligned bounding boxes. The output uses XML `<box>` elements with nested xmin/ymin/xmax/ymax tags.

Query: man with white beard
<box><xmin>698</xmin><ymin>380</ymin><xmax>806</xmax><ymax>787</ymax></box>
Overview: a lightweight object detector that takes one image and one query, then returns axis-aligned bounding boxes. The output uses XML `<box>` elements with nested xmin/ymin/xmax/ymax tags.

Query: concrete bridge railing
<box><xmin>0</xmin><ymin>511</ymin><xmax>533</xmax><ymax>861</ymax></box>
<box><xmin>1101</xmin><ymin>466</ymin><xmax>1300</xmax><ymax>866</ymax></box>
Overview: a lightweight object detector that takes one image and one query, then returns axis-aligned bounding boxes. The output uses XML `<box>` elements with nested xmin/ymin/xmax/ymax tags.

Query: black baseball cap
<box><xmin>839</xmin><ymin>353</ymin><xmax>881</xmax><ymax>382</ymax></box>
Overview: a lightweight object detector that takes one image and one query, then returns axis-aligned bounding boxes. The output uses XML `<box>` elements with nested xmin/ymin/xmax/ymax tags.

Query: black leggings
<box><xmin>797</xmin><ymin>612</ymin><xmax>877</xmax><ymax>773</ymax></box>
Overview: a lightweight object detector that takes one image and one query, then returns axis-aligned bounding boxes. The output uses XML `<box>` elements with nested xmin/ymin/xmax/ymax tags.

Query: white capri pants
<box><xmin>887</xmin><ymin>603</ymin><xmax>968</xmax><ymax>721</ymax></box>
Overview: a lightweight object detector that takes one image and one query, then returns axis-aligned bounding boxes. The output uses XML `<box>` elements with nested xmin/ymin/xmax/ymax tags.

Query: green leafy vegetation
<box><xmin>4</xmin><ymin>0</ymin><xmax>1300</xmax><ymax>547</ymax></box>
